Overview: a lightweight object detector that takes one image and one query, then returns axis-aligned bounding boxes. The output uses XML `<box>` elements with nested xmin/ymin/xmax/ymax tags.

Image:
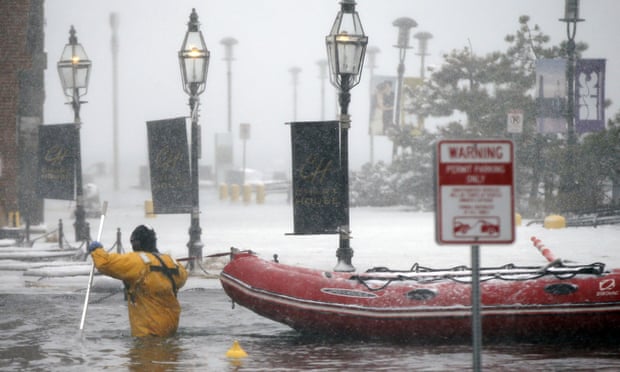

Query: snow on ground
<box><xmin>1</xmin><ymin>179</ymin><xmax>619</xmax><ymax>295</ymax></box>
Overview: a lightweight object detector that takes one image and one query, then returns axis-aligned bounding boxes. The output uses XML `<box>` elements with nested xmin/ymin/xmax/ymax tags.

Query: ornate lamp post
<box><xmin>558</xmin><ymin>0</ymin><xmax>583</xmax><ymax>208</ymax></box>
<box><xmin>57</xmin><ymin>25</ymin><xmax>92</xmax><ymax>242</ymax></box>
<box><xmin>325</xmin><ymin>0</ymin><xmax>368</xmax><ymax>272</ymax></box>
<box><xmin>179</xmin><ymin>8</ymin><xmax>210</xmax><ymax>271</ymax></box>
<box><xmin>391</xmin><ymin>17</ymin><xmax>417</xmax><ymax>158</ymax></box>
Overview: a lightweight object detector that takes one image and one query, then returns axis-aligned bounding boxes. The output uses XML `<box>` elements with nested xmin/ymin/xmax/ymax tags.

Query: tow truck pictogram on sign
<box><xmin>452</xmin><ymin>217</ymin><xmax>500</xmax><ymax>238</ymax></box>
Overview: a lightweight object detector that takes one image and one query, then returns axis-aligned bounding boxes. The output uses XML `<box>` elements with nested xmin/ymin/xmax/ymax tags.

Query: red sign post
<box><xmin>436</xmin><ymin>139</ymin><xmax>515</xmax><ymax>245</ymax></box>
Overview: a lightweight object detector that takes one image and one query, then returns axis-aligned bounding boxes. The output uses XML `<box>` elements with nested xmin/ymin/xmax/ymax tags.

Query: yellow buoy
<box><xmin>226</xmin><ymin>340</ymin><xmax>248</xmax><ymax>358</ymax></box>
<box><xmin>144</xmin><ymin>200</ymin><xmax>156</xmax><ymax>218</ymax></box>
<box><xmin>544</xmin><ymin>214</ymin><xmax>566</xmax><ymax>229</ymax></box>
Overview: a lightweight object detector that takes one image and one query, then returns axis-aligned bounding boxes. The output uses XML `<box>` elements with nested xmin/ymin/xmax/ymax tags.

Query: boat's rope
<box><xmin>350</xmin><ymin>261</ymin><xmax>607</xmax><ymax>291</ymax></box>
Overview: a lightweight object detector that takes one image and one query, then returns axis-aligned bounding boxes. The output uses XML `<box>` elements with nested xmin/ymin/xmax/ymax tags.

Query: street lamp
<box><xmin>392</xmin><ymin>17</ymin><xmax>417</xmax><ymax>127</ymax></box>
<box><xmin>325</xmin><ymin>0</ymin><xmax>368</xmax><ymax>272</ymax></box>
<box><xmin>289</xmin><ymin>66</ymin><xmax>301</xmax><ymax>121</ymax></box>
<box><xmin>179</xmin><ymin>8</ymin><xmax>210</xmax><ymax>271</ymax></box>
<box><xmin>220</xmin><ymin>36</ymin><xmax>237</xmax><ymax>133</ymax></box>
<box><xmin>392</xmin><ymin>17</ymin><xmax>417</xmax><ymax>158</ymax></box>
<box><xmin>414</xmin><ymin>31</ymin><xmax>432</xmax><ymax>79</ymax></box>
<box><xmin>558</xmin><ymin>0</ymin><xmax>583</xmax><ymax>209</ymax></box>
<box><xmin>57</xmin><ymin>25</ymin><xmax>91</xmax><ymax>242</ymax></box>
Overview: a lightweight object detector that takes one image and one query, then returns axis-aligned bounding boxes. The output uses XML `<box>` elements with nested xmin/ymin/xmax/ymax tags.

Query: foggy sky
<box><xmin>43</xmin><ymin>0</ymin><xmax>620</xmax><ymax>188</ymax></box>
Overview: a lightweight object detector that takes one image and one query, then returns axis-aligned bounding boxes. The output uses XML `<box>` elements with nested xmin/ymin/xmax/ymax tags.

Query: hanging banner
<box><xmin>289</xmin><ymin>121</ymin><xmax>344</xmax><ymax>234</ymax></box>
<box><xmin>402</xmin><ymin>77</ymin><xmax>424</xmax><ymax>135</ymax></box>
<box><xmin>535</xmin><ymin>59</ymin><xmax>567</xmax><ymax>133</ymax></box>
<box><xmin>147</xmin><ymin>117</ymin><xmax>192</xmax><ymax>214</ymax></box>
<box><xmin>369</xmin><ymin>75</ymin><xmax>396</xmax><ymax>136</ymax></box>
<box><xmin>38</xmin><ymin>124</ymin><xmax>77</xmax><ymax>200</ymax></box>
<box><xmin>575</xmin><ymin>59</ymin><xmax>606</xmax><ymax>134</ymax></box>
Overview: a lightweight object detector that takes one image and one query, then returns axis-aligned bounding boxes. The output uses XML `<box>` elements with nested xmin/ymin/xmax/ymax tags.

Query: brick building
<box><xmin>0</xmin><ymin>0</ymin><xmax>46</xmax><ymax>227</ymax></box>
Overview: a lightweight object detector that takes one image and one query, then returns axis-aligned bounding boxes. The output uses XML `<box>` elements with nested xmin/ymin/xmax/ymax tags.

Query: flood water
<box><xmin>2</xmin><ymin>282</ymin><xmax>620</xmax><ymax>371</ymax></box>
<box><xmin>4</xmin><ymin>191</ymin><xmax>620</xmax><ymax>370</ymax></box>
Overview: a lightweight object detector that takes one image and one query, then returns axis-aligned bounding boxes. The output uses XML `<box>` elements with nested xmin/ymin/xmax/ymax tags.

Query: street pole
<box><xmin>366</xmin><ymin>46</ymin><xmax>379</xmax><ymax>165</ymax></box>
<box><xmin>317</xmin><ymin>60</ymin><xmax>328</xmax><ymax>121</ymax></box>
<box><xmin>220</xmin><ymin>37</ymin><xmax>237</xmax><ymax>133</ymax></box>
<box><xmin>57</xmin><ymin>25</ymin><xmax>91</xmax><ymax>243</ymax></box>
<box><xmin>290</xmin><ymin>66</ymin><xmax>301</xmax><ymax>121</ymax></box>
<box><xmin>179</xmin><ymin>8</ymin><xmax>209</xmax><ymax>272</ymax></box>
<box><xmin>188</xmin><ymin>95</ymin><xmax>203</xmax><ymax>271</ymax></box>
<box><xmin>336</xmin><ymin>77</ymin><xmax>353</xmax><ymax>271</ymax></box>
<box><xmin>558</xmin><ymin>0</ymin><xmax>583</xmax><ymax>211</ymax></box>
<box><xmin>326</xmin><ymin>0</ymin><xmax>368</xmax><ymax>272</ymax></box>
<box><xmin>392</xmin><ymin>17</ymin><xmax>417</xmax><ymax>160</ymax></box>
<box><xmin>72</xmin><ymin>88</ymin><xmax>89</xmax><ymax>242</ymax></box>
<box><xmin>110</xmin><ymin>13</ymin><xmax>120</xmax><ymax>191</ymax></box>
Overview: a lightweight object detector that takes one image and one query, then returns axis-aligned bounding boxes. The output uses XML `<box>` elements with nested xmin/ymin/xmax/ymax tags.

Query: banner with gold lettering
<box><xmin>147</xmin><ymin>118</ymin><xmax>192</xmax><ymax>214</ymax></box>
<box><xmin>289</xmin><ymin>121</ymin><xmax>344</xmax><ymax>234</ymax></box>
<box><xmin>38</xmin><ymin>124</ymin><xmax>77</xmax><ymax>200</ymax></box>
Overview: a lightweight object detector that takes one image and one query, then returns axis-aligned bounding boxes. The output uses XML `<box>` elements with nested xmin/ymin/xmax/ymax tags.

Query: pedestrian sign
<box><xmin>435</xmin><ymin>139</ymin><xmax>515</xmax><ymax>244</ymax></box>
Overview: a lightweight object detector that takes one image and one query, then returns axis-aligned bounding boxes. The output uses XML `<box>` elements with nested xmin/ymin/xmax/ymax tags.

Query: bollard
<box><xmin>144</xmin><ymin>200</ymin><xmax>156</xmax><ymax>218</ymax></box>
<box><xmin>9</xmin><ymin>211</ymin><xmax>20</xmax><ymax>228</ymax></box>
<box><xmin>115</xmin><ymin>228</ymin><xmax>124</xmax><ymax>253</ymax></box>
<box><xmin>219</xmin><ymin>183</ymin><xmax>229</xmax><ymax>200</ymax></box>
<box><xmin>256</xmin><ymin>184</ymin><xmax>265</xmax><ymax>204</ymax></box>
<box><xmin>531</xmin><ymin>236</ymin><xmax>556</xmax><ymax>262</ymax></box>
<box><xmin>230</xmin><ymin>184</ymin><xmax>240</xmax><ymax>202</ymax></box>
<box><xmin>543</xmin><ymin>214</ymin><xmax>565</xmax><ymax>229</ymax></box>
<box><xmin>58</xmin><ymin>219</ymin><xmax>64</xmax><ymax>249</ymax></box>
<box><xmin>242</xmin><ymin>184</ymin><xmax>252</xmax><ymax>204</ymax></box>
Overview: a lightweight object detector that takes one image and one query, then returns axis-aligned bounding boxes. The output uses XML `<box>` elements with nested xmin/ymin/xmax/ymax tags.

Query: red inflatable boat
<box><xmin>220</xmin><ymin>249</ymin><xmax>620</xmax><ymax>342</ymax></box>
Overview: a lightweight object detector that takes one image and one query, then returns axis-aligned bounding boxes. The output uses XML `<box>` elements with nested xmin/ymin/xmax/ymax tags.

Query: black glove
<box><xmin>88</xmin><ymin>241</ymin><xmax>103</xmax><ymax>253</ymax></box>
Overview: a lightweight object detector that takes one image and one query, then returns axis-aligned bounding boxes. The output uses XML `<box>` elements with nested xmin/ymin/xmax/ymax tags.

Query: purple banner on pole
<box><xmin>575</xmin><ymin>59</ymin><xmax>606</xmax><ymax>134</ymax></box>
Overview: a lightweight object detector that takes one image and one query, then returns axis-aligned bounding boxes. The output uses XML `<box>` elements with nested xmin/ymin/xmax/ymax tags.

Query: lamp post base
<box><xmin>187</xmin><ymin>222</ymin><xmax>203</xmax><ymax>272</ymax></box>
<box><xmin>334</xmin><ymin>230</ymin><xmax>355</xmax><ymax>272</ymax></box>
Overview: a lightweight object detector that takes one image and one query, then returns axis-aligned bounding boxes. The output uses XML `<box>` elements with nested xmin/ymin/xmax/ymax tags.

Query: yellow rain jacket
<box><xmin>91</xmin><ymin>249</ymin><xmax>188</xmax><ymax>337</ymax></box>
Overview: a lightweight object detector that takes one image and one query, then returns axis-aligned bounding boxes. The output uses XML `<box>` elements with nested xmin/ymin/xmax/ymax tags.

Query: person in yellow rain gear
<box><xmin>88</xmin><ymin>224</ymin><xmax>188</xmax><ymax>337</ymax></box>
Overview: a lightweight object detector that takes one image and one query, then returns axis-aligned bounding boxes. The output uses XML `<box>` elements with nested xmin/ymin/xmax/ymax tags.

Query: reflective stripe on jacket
<box><xmin>91</xmin><ymin>249</ymin><xmax>188</xmax><ymax>337</ymax></box>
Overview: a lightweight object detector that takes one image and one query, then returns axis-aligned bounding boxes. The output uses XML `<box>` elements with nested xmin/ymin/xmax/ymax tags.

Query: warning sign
<box><xmin>436</xmin><ymin>140</ymin><xmax>515</xmax><ymax>244</ymax></box>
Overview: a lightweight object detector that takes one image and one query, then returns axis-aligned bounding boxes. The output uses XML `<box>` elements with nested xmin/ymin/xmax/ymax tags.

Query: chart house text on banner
<box><xmin>436</xmin><ymin>140</ymin><xmax>515</xmax><ymax>245</ymax></box>
<box><xmin>38</xmin><ymin>123</ymin><xmax>78</xmax><ymax>200</ymax></box>
<box><xmin>289</xmin><ymin>121</ymin><xmax>345</xmax><ymax>235</ymax></box>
